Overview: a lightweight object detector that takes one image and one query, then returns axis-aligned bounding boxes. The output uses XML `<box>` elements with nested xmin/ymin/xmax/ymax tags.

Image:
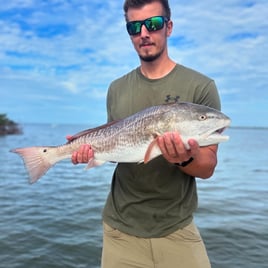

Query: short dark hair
<box><xmin>123</xmin><ymin>0</ymin><xmax>171</xmax><ymax>21</ymax></box>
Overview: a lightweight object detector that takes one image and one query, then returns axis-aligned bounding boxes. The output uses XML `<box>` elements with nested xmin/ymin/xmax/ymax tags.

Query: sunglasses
<box><xmin>126</xmin><ymin>16</ymin><xmax>169</xmax><ymax>36</ymax></box>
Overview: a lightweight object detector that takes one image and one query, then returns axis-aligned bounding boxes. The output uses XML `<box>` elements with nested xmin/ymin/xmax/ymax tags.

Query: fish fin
<box><xmin>67</xmin><ymin>120</ymin><xmax>120</xmax><ymax>143</ymax></box>
<box><xmin>85</xmin><ymin>158</ymin><xmax>105</xmax><ymax>170</ymax></box>
<box><xmin>144</xmin><ymin>138</ymin><xmax>161</xmax><ymax>164</ymax></box>
<box><xmin>10</xmin><ymin>146</ymin><xmax>56</xmax><ymax>184</ymax></box>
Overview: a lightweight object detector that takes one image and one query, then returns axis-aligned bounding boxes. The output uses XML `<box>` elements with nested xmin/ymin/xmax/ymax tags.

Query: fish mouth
<box><xmin>216</xmin><ymin>127</ymin><xmax>226</xmax><ymax>134</ymax></box>
<box><xmin>205</xmin><ymin>124</ymin><xmax>230</xmax><ymax>141</ymax></box>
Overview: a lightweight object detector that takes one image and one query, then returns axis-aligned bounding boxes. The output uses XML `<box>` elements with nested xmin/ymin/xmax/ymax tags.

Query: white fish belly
<box><xmin>94</xmin><ymin>142</ymin><xmax>161</xmax><ymax>163</ymax></box>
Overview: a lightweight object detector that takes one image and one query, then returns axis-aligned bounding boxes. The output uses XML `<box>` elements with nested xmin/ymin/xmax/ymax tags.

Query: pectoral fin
<box><xmin>144</xmin><ymin>138</ymin><xmax>162</xmax><ymax>164</ymax></box>
<box><xmin>85</xmin><ymin>158</ymin><xmax>106</xmax><ymax>169</ymax></box>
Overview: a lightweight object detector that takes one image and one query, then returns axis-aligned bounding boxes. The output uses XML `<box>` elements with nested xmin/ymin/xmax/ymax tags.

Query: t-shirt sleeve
<box><xmin>106</xmin><ymin>84</ymin><xmax>113</xmax><ymax>123</ymax></box>
<box><xmin>194</xmin><ymin>80</ymin><xmax>221</xmax><ymax>111</ymax></box>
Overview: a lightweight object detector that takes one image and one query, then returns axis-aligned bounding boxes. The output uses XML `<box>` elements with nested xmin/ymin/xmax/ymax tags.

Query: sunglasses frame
<box><xmin>126</xmin><ymin>16</ymin><xmax>169</xmax><ymax>36</ymax></box>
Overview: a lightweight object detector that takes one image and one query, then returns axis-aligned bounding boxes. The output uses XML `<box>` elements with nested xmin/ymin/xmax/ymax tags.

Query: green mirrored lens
<box><xmin>145</xmin><ymin>16</ymin><xmax>164</xmax><ymax>31</ymax></box>
<box><xmin>127</xmin><ymin>22</ymin><xmax>142</xmax><ymax>35</ymax></box>
<box><xmin>135</xmin><ymin>23</ymin><xmax>142</xmax><ymax>33</ymax></box>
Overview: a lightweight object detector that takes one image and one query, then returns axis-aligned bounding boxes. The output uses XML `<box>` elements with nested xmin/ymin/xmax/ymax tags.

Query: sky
<box><xmin>0</xmin><ymin>0</ymin><xmax>267</xmax><ymax>127</ymax></box>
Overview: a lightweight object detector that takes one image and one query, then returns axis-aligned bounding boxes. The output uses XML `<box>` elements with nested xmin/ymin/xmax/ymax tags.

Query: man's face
<box><xmin>126</xmin><ymin>2</ymin><xmax>172</xmax><ymax>62</ymax></box>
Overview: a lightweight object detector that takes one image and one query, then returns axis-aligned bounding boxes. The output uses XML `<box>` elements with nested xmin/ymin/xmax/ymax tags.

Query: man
<box><xmin>71</xmin><ymin>0</ymin><xmax>221</xmax><ymax>267</ymax></box>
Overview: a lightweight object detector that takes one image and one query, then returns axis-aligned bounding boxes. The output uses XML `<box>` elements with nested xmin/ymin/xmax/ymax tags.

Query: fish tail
<box><xmin>10</xmin><ymin>146</ymin><xmax>57</xmax><ymax>184</ymax></box>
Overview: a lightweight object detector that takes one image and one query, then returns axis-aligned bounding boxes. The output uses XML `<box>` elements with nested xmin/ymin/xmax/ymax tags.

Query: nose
<box><xmin>140</xmin><ymin>24</ymin><xmax>150</xmax><ymax>37</ymax></box>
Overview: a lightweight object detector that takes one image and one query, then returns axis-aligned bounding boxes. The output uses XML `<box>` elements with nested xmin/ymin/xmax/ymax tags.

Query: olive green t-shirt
<box><xmin>102</xmin><ymin>64</ymin><xmax>221</xmax><ymax>238</ymax></box>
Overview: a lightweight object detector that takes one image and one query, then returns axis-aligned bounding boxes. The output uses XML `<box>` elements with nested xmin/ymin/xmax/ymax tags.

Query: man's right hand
<box><xmin>66</xmin><ymin>136</ymin><xmax>94</xmax><ymax>165</ymax></box>
<box><xmin>71</xmin><ymin>144</ymin><xmax>94</xmax><ymax>165</ymax></box>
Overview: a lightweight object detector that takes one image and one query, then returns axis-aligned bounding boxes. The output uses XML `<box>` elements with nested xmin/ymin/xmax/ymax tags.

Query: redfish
<box><xmin>11</xmin><ymin>102</ymin><xmax>231</xmax><ymax>183</ymax></box>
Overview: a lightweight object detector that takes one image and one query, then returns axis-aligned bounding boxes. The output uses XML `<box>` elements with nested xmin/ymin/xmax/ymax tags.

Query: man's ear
<box><xmin>166</xmin><ymin>20</ymin><xmax>173</xmax><ymax>37</ymax></box>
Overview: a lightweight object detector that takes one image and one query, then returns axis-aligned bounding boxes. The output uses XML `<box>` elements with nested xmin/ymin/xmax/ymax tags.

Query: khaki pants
<box><xmin>101</xmin><ymin>221</ymin><xmax>211</xmax><ymax>268</ymax></box>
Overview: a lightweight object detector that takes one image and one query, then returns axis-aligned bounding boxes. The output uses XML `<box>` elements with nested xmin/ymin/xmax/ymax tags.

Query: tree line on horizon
<box><xmin>0</xmin><ymin>114</ymin><xmax>22</xmax><ymax>135</ymax></box>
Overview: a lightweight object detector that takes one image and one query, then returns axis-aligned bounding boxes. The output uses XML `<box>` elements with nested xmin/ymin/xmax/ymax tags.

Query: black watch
<box><xmin>175</xmin><ymin>157</ymin><xmax>194</xmax><ymax>167</ymax></box>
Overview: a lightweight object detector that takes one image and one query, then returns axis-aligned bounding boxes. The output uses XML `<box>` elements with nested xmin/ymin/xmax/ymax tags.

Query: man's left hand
<box><xmin>157</xmin><ymin>132</ymin><xmax>199</xmax><ymax>164</ymax></box>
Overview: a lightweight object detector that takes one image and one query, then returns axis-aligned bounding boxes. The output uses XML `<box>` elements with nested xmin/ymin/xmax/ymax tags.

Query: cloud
<box><xmin>0</xmin><ymin>0</ymin><xmax>267</xmax><ymax>126</ymax></box>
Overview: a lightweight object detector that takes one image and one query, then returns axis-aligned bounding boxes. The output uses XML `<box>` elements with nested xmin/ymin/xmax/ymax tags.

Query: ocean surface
<box><xmin>0</xmin><ymin>124</ymin><xmax>267</xmax><ymax>268</ymax></box>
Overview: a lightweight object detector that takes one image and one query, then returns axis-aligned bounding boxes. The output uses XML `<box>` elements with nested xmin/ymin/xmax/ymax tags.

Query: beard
<box><xmin>138</xmin><ymin>46</ymin><xmax>165</xmax><ymax>62</ymax></box>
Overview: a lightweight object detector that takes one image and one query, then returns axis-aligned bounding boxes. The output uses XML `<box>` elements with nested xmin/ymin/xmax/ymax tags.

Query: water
<box><xmin>0</xmin><ymin>124</ymin><xmax>267</xmax><ymax>268</ymax></box>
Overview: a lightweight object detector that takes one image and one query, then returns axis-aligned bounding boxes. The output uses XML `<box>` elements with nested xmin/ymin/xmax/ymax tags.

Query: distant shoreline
<box><xmin>230</xmin><ymin>126</ymin><xmax>268</xmax><ymax>130</ymax></box>
<box><xmin>0</xmin><ymin>114</ymin><xmax>22</xmax><ymax>135</ymax></box>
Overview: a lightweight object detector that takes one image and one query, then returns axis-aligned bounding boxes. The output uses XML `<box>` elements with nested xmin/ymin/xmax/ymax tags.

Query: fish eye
<box><xmin>199</xmin><ymin>115</ymin><xmax>207</xmax><ymax>121</ymax></box>
<box><xmin>43</xmin><ymin>149</ymin><xmax>47</xmax><ymax>153</ymax></box>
